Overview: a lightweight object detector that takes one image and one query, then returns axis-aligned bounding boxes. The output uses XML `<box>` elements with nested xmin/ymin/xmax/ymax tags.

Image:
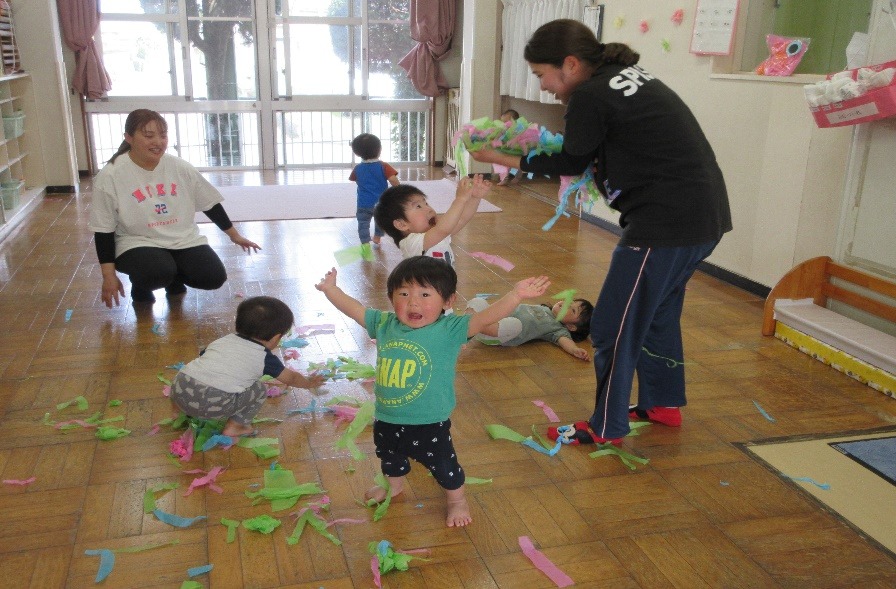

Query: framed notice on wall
<box><xmin>690</xmin><ymin>0</ymin><xmax>739</xmax><ymax>55</ymax></box>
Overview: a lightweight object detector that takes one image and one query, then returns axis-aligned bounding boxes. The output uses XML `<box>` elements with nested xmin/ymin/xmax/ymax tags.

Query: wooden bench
<box><xmin>762</xmin><ymin>256</ymin><xmax>896</xmax><ymax>397</ymax></box>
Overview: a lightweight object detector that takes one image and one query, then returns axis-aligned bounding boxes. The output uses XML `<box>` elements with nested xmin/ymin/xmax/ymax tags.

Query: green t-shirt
<box><xmin>365</xmin><ymin>309</ymin><xmax>471</xmax><ymax>425</ymax></box>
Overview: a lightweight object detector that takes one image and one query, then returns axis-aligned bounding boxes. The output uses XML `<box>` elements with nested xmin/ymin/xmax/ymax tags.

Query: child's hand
<box><xmin>514</xmin><ymin>275</ymin><xmax>550</xmax><ymax>300</ymax></box>
<box><xmin>315</xmin><ymin>268</ymin><xmax>338</xmax><ymax>292</ymax></box>
<box><xmin>455</xmin><ymin>176</ymin><xmax>473</xmax><ymax>199</ymax></box>
<box><xmin>303</xmin><ymin>372</ymin><xmax>327</xmax><ymax>389</ymax></box>
<box><xmin>470</xmin><ymin>174</ymin><xmax>491</xmax><ymax>199</ymax></box>
<box><xmin>570</xmin><ymin>347</ymin><xmax>590</xmax><ymax>361</ymax></box>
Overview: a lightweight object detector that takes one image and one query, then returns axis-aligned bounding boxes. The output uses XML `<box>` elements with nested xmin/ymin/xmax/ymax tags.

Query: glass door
<box><xmin>85</xmin><ymin>0</ymin><xmax>429</xmax><ymax>171</ymax></box>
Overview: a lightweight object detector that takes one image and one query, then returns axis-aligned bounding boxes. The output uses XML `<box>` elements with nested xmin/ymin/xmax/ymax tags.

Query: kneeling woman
<box><xmin>89</xmin><ymin>108</ymin><xmax>260</xmax><ymax>307</ymax></box>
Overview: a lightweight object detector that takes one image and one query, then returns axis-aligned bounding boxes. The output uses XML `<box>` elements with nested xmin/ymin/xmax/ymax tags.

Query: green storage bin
<box><xmin>1</xmin><ymin>179</ymin><xmax>23</xmax><ymax>210</ymax></box>
<box><xmin>2</xmin><ymin>110</ymin><xmax>25</xmax><ymax>140</ymax></box>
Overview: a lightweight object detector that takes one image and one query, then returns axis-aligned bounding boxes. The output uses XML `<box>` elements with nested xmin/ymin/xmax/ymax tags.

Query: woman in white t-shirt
<box><xmin>88</xmin><ymin>109</ymin><xmax>260</xmax><ymax>307</ymax></box>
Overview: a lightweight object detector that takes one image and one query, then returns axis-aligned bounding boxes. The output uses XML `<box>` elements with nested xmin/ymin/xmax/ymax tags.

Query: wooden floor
<box><xmin>1</xmin><ymin>166</ymin><xmax>895</xmax><ymax>588</ymax></box>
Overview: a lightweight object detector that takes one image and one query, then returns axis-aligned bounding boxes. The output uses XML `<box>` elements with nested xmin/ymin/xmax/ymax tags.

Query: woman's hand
<box><xmin>227</xmin><ymin>230</ymin><xmax>261</xmax><ymax>253</ymax></box>
<box><xmin>101</xmin><ymin>275</ymin><xmax>125</xmax><ymax>308</ymax></box>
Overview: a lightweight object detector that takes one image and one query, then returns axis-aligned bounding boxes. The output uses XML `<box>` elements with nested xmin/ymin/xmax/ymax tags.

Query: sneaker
<box><xmin>131</xmin><ymin>287</ymin><xmax>156</xmax><ymax>304</ymax></box>
<box><xmin>547</xmin><ymin>421</ymin><xmax>622</xmax><ymax>446</ymax></box>
<box><xmin>165</xmin><ymin>282</ymin><xmax>187</xmax><ymax>297</ymax></box>
<box><xmin>628</xmin><ymin>406</ymin><xmax>682</xmax><ymax>427</ymax></box>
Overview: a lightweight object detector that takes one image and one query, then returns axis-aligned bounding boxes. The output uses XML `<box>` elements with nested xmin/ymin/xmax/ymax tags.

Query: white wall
<box><xmin>9</xmin><ymin>0</ymin><xmax>78</xmax><ymax>188</ymax></box>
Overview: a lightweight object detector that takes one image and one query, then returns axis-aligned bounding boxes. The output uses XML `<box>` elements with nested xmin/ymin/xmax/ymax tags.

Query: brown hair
<box><xmin>108</xmin><ymin>109</ymin><xmax>168</xmax><ymax>164</ymax></box>
<box><xmin>524</xmin><ymin>19</ymin><xmax>639</xmax><ymax>70</ymax></box>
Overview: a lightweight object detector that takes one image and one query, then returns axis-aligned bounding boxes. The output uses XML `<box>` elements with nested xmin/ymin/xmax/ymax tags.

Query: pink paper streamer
<box><xmin>162</xmin><ymin>385</ymin><xmax>170</xmax><ymax>397</ymax></box>
<box><xmin>468</xmin><ymin>251</ymin><xmax>515</xmax><ymax>272</ymax></box>
<box><xmin>330</xmin><ymin>404</ymin><xmax>360</xmax><ymax>427</ymax></box>
<box><xmin>183</xmin><ymin>466</ymin><xmax>225</xmax><ymax>496</ymax></box>
<box><xmin>170</xmin><ymin>429</ymin><xmax>194</xmax><ymax>461</ymax></box>
<box><xmin>639</xmin><ymin>20</ymin><xmax>650</xmax><ymax>33</ymax></box>
<box><xmin>147</xmin><ymin>424</ymin><xmax>161</xmax><ymax>436</ymax></box>
<box><xmin>671</xmin><ymin>9</ymin><xmax>684</xmax><ymax>25</ymax></box>
<box><xmin>371</xmin><ymin>556</ymin><xmax>382</xmax><ymax>588</ymax></box>
<box><xmin>266</xmin><ymin>385</ymin><xmax>285</xmax><ymax>398</ymax></box>
<box><xmin>282</xmin><ymin>348</ymin><xmax>300</xmax><ymax>360</ymax></box>
<box><xmin>295</xmin><ymin>323</ymin><xmax>336</xmax><ymax>337</ymax></box>
<box><xmin>326</xmin><ymin>518</ymin><xmax>367</xmax><ymax>527</ymax></box>
<box><xmin>519</xmin><ymin>536</ymin><xmax>574</xmax><ymax>587</ymax></box>
<box><xmin>2</xmin><ymin>477</ymin><xmax>36</xmax><ymax>486</ymax></box>
<box><xmin>533</xmin><ymin>400</ymin><xmax>560</xmax><ymax>423</ymax></box>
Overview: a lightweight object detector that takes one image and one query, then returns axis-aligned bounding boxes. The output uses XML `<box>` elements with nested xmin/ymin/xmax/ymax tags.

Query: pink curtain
<box><xmin>57</xmin><ymin>0</ymin><xmax>111</xmax><ymax>99</ymax></box>
<box><xmin>398</xmin><ymin>0</ymin><xmax>455</xmax><ymax>97</ymax></box>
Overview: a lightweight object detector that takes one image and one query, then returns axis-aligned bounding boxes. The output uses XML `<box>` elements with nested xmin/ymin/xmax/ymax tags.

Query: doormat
<box><xmin>831</xmin><ymin>435</ymin><xmax>896</xmax><ymax>486</ymax></box>
<box><xmin>743</xmin><ymin>428</ymin><xmax>896</xmax><ymax>555</ymax></box>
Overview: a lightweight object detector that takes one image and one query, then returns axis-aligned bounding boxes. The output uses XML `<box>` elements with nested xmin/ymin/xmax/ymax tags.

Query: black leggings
<box><xmin>115</xmin><ymin>245</ymin><xmax>227</xmax><ymax>292</ymax></box>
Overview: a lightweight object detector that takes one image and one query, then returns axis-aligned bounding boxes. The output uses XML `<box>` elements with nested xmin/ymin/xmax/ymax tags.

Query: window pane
<box><xmin>276</xmin><ymin>111</ymin><xmax>356</xmax><ymax>165</ymax></box>
<box><xmin>100</xmin><ymin>21</ymin><xmax>180</xmax><ymax>96</ymax></box>
<box><xmin>174</xmin><ymin>112</ymin><xmax>260</xmax><ymax>167</ymax></box>
<box><xmin>368</xmin><ymin>0</ymin><xmax>409</xmax><ymax>21</ymax></box>
<box><xmin>284</xmin><ymin>24</ymin><xmax>356</xmax><ymax>95</ymax></box>
<box><xmin>278</xmin><ymin>0</ymin><xmax>360</xmax><ymax>17</ymax></box>
<box><xmin>368</xmin><ymin>23</ymin><xmax>420</xmax><ymax>99</ymax></box>
<box><xmin>189</xmin><ymin>21</ymin><xmax>257</xmax><ymax>100</ymax></box>
<box><xmin>104</xmin><ymin>0</ymin><xmax>178</xmax><ymax>15</ymax></box>
<box><xmin>186</xmin><ymin>0</ymin><xmax>252</xmax><ymax>18</ymax></box>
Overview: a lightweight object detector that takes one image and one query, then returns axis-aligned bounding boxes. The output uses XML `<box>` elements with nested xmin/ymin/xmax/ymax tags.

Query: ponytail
<box><xmin>525</xmin><ymin>19</ymin><xmax>639</xmax><ymax>69</ymax></box>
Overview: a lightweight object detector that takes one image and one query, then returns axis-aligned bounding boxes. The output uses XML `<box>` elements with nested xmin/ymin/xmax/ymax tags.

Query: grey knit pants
<box><xmin>171</xmin><ymin>372</ymin><xmax>267</xmax><ymax>425</ymax></box>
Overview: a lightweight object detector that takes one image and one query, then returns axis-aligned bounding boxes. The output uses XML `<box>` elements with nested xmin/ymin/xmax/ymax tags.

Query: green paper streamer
<box><xmin>244</xmin><ymin>468</ymin><xmax>325</xmax><ymax>512</ymax></box>
<box><xmin>588</xmin><ymin>445</ymin><xmax>650</xmax><ymax>470</ymax></box>
<box><xmin>551</xmin><ymin>289</ymin><xmax>577</xmax><ymax>326</ymax></box>
<box><xmin>143</xmin><ymin>483</ymin><xmax>179</xmax><ymax>513</ymax></box>
<box><xmin>464</xmin><ymin>476</ymin><xmax>493</xmax><ymax>485</ymax></box>
<box><xmin>56</xmin><ymin>395</ymin><xmax>89</xmax><ymax>411</ymax></box>
<box><xmin>484</xmin><ymin>424</ymin><xmax>527</xmax><ymax>443</ymax></box>
<box><xmin>180</xmin><ymin>581</ymin><xmax>203</xmax><ymax>589</ymax></box>
<box><xmin>237</xmin><ymin>436</ymin><xmax>281</xmax><ymax>459</ymax></box>
<box><xmin>367</xmin><ymin>473</ymin><xmax>392</xmax><ymax>522</ymax></box>
<box><xmin>287</xmin><ymin>510</ymin><xmax>342</xmax><ymax>546</ymax></box>
<box><xmin>334</xmin><ymin>400</ymin><xmax>374</xmax><ymax>460</ymax></box>
<box><xmin>95</xmin><ymin>426</ymin><xmax>131</xmax><ymax>440</ymax></box>
<box><xmin>242</xmin><ymin>514</ymin><xmax>282</xmax><ymax>534</ymax></box>
<box><xmin>157</xmin><ymin>372</ymin><xmax>172</xmax><ymax>386</ymax></box>
<box><xmin>107</xmin><ymin>400</ymin><xmax>122</xmax><ymax>407</ymax></box>
<box><xmin>221</xmin><ymin>518</ymin><xmax>240</xmax><ymax>543</ymax></box>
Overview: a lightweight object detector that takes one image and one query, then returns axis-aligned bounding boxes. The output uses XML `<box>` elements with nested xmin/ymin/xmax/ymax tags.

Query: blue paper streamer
<box><xmin>201</xmin><ymin>434</ymin><xmax>234</xmax><ymax>451</ymax></box>
<box><xmin>281</xmin><ymin>337</ymin><xmax>309</xmax><ymax>348</ymax></box>
<box><xmin>376</xmin><ymin>539</ymin><xmax>392</xmax><ymax>557</ymax></box>
<box><xmin>166</xmin><ymin>361</ymin><xmax>185</xmax><ymax>370</ymax></box>
<box><xmin>521</xmin><ymin>438</ymin><xmax>562</xmax><ymax>456</ymax></box>
<box><xmin>64</xmin><ymin>309</ymin><xmax>73</xmax><ymax>322</ymax></box>
<box><xmin>188</xmin><ymin>564</ymin><xmax>214</xmax><ymax>577</ymax></box>
<box><xmin>151</xmin><ymin>322</ymin><xmax>162</xmax><ymax>334</ymax></box>
<box><xmin>752</xmin><ymin>400</ymin><xmax>776</xmax><ymax>422</ymax></box>
<box><xmin>784</xmin><ymin>475</ymin><xmax>831</xmax><ymax>490</ymax></box>
<box><xmin>153</xmin><ymin>509</ymin><xmax>207</xmax><ymax>528</ymax></box>
<box><xmin>84</xmin><ymin>549</ymin><xmax>115</xmax><ymax>583</ymax></box>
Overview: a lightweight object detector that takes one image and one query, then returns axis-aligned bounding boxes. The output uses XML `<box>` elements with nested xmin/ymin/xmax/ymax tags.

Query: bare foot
<box><xmin>221</xmin><ymin>420</ymin><xmax>255</xmax><ymax>437</ymax></box>
<box><xmin>365</xmin><ymin>476</ymin><xmax>404</xmax><ymax>503</ymax></box>
<box><xmin>445</xmin><ymin>487</ymin><xmax>472</xmax><ymax>527</ymax></box>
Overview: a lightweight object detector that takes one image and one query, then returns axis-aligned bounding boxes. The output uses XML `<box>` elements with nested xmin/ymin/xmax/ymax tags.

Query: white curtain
<box><xmin>500</xmin><ymin>0</ymin><xmax>589</xmax><ymax>103</ymax></box>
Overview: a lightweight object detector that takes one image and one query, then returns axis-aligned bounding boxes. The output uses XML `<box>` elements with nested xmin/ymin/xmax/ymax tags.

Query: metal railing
<box><xmin>88</xmin><ymin>109</ymin><xmax>427</xmax><ymax>171</ymax></box>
